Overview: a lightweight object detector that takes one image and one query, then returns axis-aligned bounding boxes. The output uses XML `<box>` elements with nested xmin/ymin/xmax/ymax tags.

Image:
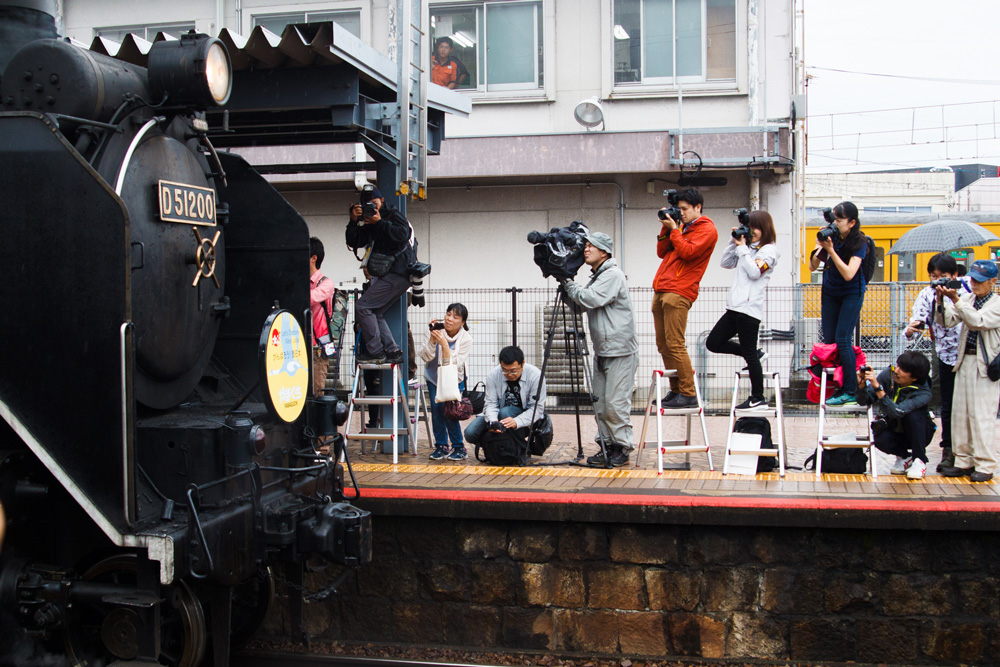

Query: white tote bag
<box><xmin>435</xmin><ymin>362</ymin><xmax>461</xmax><ymax>402</ymax></box>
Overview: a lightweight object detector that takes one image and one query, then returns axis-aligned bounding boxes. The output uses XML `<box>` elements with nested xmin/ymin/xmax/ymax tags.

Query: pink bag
<box><xmin>806</xmin><ymin>342</ymin><xmax>866</xmax><ymax>403</ymax></box>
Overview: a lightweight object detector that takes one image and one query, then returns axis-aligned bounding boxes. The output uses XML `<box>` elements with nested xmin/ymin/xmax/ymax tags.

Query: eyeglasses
<box><xmin>500</xmin><ymin>366</ymin><xmax>522</xmax><ymax>377</ymax></box>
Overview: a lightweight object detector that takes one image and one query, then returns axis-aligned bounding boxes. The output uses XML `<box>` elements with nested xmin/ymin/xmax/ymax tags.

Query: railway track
<box><xmin>235</xmin><ymin>653</ymin><xmax>499</xmax><ymax>667</ymax></box>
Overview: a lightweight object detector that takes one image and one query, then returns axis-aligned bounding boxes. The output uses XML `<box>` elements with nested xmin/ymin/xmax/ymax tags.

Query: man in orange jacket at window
<box><xmin>652</xmin><ymin>188</ymin><xmax>719</xmax><ymax>409</ymax></box>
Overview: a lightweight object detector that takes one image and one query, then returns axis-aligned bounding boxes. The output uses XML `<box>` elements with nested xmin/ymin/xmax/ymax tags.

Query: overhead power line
<box><xmin>807</xmin><ymin>65</ymin><xmax>1000</xmax><ymax>86</ymax></box>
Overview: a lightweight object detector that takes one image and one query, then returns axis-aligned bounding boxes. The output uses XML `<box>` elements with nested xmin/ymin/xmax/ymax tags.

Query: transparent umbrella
<box><xmin>887</xmin><ymin>220</ymin><xmax>1000</xmax><ymax>255</ymax></box>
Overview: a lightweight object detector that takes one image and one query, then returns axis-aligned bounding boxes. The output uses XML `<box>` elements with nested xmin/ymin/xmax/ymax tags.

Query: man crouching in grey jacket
<box><xmin>562</xmin><ymin>232</ymin><xmax>639</xmax><ymax>467</ymax></box>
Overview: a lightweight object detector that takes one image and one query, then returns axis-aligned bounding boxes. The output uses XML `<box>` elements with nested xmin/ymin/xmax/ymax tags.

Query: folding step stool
<box><xmin>344</xmin><ymin>361</ymin><xmax>416</xmax><ymax>465</ymax></box>
<box><xmin>635</xmin><ymin>369</ymin><xmax>713</xmax><ymax>474</ymax></box>
<box><xmin>722</xmin><ymin>370</ymin><xmax>787</xmax><ymax>477</ymax></box>
<box><xmin>814</xmin><ymin>368</ymin><xmax>877</xmax><ymax>478</ymax></box>
<box><xmin>406</xmin><ymin>377</ymin><xmax>433</xmax><ymax>455</ymax></box>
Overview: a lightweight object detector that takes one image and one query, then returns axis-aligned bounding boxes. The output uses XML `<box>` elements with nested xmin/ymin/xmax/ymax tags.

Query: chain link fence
<box><xmin>328</xmin><ymin>282</ymin><xmax>946</xmax><ymax>414</ymax></box>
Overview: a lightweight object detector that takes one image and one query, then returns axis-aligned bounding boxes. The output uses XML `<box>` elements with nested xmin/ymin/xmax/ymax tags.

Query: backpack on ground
<box><xmin>475</xmin><ymin>424</ymin><xmax>528</xmax><ymax>466</ymax></box>
<box><xmin>861</xmin><ymin>235</ymin><xmax>877</xmax><ymax>284</ymax></box>
<box><xmin>803</xmin><ymin>448</ymin><xmax>868</xmax><ymax>474</ymax></box>
<box><xmin>733</xmin><ymin>417</ymin><xmax>775</xmax><ymax>473</ymax></box>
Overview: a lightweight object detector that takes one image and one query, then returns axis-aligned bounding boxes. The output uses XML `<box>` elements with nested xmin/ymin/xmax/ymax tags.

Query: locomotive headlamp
<box><xmin>147</xmin><ymin>32</ymin><xmax>232</xmax><ymax>108</ymax></box>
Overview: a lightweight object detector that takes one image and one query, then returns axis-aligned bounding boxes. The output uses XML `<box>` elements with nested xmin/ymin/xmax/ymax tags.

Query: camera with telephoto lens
<box><xmin>930</xmin><ymin>277</ymin><xmax>963</xmax><ymax>290</ymax></box>
<box><xmin>816</xmin><ymin>207</ymin><xmax>839</xmax><ymax>242</ymax></box>
<box><xmin>408</xmin><ymin>261</ymin><xmax>431</xmax><ymax>308</ymax></box>
<box><xmin>657</xmin><ymin>189</ymin><xmax>683</xmax><ymax>224</ymax></box>
<box><xmin>732</xmin><ymin>208</ymin><xmax>752</xmax><ymax>241</ymax></box>
<box><xmin>527</xmin><ymin>220</ymin><xmax>590</xmax><ymax>280</ymax></box>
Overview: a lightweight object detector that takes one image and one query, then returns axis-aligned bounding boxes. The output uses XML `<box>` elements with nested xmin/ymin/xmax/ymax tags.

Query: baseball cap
<box><xmin>968</xmin><ymin>260</ymin><xmax>999</xmax><ymax>282</ymax></box>
<box><xmin>585</xmin><ymin>232</ymin><xmax>613</xmax><ymax>255</ymax></box>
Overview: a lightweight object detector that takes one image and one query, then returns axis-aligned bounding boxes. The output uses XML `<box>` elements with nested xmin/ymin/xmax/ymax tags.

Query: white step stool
<box><xmin>814</xmin><ymin>368</ymin><xmax>877</xmax><ymax>478</ymax></box>
<box><xmin>635</xmin><ymin>369</ymin><xmax>713</xmax><ymax>474</ymax></box>
<box><xmin>722</xmin><ymin>370</ymin><xmax>787</xmax><ymax>477</ymax></box>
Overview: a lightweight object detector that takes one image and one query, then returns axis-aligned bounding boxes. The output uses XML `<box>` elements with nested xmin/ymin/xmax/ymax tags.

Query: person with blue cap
<box><xmin>346</xmin><ymin>184</ymin><xmax>419</xmax><ymax>365</ymax></box>
<box><xmin>936</xmin><ymin>259</ymin><xmax>1000</xmax><ymax>482</ymax></box>
<box><xmin>561</xmin><ymin>231</ymin><xmax>639</xmax><ymax>467</ymax></box>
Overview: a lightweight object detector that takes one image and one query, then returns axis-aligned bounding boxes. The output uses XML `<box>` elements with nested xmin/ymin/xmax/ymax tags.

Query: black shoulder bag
<box><xmin>979</xmin><ymin>335</ymin><xmax>1000</xmax><ymax>382</ymax></box>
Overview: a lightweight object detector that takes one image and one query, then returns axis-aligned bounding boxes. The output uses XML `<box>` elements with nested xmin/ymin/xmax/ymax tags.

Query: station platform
<box><xmin>343</xmin><ymin>412</ymin><xmax>1000</xmax><ymax>531</ymax></box>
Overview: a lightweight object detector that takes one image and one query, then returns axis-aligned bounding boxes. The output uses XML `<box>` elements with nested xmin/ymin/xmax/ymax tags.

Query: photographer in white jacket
<box><xmin>705</xmin><ymin>210</ymin><xmax>779</xmax><ymax>410</ymax></box>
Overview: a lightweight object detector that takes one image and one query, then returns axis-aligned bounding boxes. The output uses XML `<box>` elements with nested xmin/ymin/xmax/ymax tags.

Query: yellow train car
<box><xmin>799</xmin><ymin>213</ymin><xmax>1000</xmax><ymax>283</ymax></box>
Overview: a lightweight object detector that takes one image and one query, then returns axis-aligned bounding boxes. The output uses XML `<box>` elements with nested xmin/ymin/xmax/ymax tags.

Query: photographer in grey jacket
<box><xmin>855</xmin><ymin>351</ymin><xmax>934</xmax><ymax>480</ymax></box>
<box><xmin>562</xmin><ymin>232</ymin><xmax>639</xmax><ymax>467</ymax></box>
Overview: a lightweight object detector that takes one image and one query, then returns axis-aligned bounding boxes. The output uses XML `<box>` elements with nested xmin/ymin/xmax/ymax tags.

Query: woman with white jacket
<box><xmin>419</xmin><ymin>303</ymin><xmax>474</xmax><ymax>461</ymax></box>
<box><xmin>705</xmin><ymin>210</ymin><xmax>779</xmax><ymax>410</ymax></box>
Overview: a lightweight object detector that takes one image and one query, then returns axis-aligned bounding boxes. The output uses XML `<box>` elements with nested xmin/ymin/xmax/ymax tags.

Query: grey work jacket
<box><xmin>483</xmin><ymin>363</ymin><xmax>546</xmax><ymax>429</ymax></box>
<box><xmin>938</xmin><ymin>291</ymin><xmax>1000</xmax><ymax>379</ymax></box>
<box><xmin>563</xmin><ymin>258</ymin><xmax>639</xmax><ymax>358</ymax></box>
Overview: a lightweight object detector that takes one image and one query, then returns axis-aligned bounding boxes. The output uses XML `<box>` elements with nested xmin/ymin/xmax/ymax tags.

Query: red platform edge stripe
<box><xmin>357</xmin><ymin>488</ymin><xmax>1000</xmax><ymax>513</ymax></box>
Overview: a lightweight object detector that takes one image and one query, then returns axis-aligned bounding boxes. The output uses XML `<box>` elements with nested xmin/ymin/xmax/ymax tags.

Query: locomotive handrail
<box><xmin>185</xmin><ymin>485</ymin><xmax>215</xmax><ymax>580</ymax></box>
<box><xmin>114</xmin><ymin>116</ymin><xmax>165</xmax><ymax>196</ymax></box>
<box><xmin>120</xmin><ymin>321</ymin><xmax>134</xmax><ymax>525</ymax></box>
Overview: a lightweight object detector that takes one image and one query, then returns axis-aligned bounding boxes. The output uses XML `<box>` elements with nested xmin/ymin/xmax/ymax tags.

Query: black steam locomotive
<box><xmin>0</xmin><ymin>4</ymin><xmax>371</xmax><ymax>666</ymax></box>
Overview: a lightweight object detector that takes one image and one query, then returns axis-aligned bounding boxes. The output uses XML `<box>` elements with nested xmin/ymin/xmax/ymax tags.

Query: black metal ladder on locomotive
<box><xmin>343</xmin><ymin>361</ymin><xmax>419</xmax><ymax>465</ymax></box>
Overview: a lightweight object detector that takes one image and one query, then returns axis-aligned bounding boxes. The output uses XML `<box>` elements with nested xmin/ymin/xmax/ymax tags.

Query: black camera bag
<box><xmin>803</xmin><ymin>448</ymin><xmax>868</xmax><ymax>474</ymax></box>
<box><xmin>733</xmin><ymin>417</ymin><xmax>775</xmax><ymax>473</ymax></box>
<box><xmin>475</xmin><ymin>425</ymin><xmax>528</xmax><ymax>467</ymax></box>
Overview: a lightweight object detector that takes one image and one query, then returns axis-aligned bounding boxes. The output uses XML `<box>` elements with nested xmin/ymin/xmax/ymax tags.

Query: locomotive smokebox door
<box><xmin>120</xmin><ymin>130</ymin><xmax>226</xmax><ymax>409</ymax></box>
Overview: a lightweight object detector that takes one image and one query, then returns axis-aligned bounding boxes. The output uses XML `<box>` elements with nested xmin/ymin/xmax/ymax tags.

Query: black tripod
<box><xmin>525</xmin><ymin>284</ymin><xmax>616</xmax><ymax>468</ymax></box>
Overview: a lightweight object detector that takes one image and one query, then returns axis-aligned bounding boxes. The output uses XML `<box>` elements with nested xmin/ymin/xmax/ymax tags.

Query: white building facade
<box><xmin>60</xmin><ymin>0</ymin><xmax>802</xmax><ymax>293</ymax></box>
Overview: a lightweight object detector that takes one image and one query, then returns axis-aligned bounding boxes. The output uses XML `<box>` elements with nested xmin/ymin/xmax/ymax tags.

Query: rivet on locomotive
<box><xmin>0</xmin><ymin>2</ymin><xmax>372</xmax><ymax>665</ymax></box>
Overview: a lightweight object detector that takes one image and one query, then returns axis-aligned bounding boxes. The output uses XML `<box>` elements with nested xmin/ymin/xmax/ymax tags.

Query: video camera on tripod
<box><xmin>526</xmin><ymin>220</ymin><xmax>590</xmax><ymax>281</ymax></box>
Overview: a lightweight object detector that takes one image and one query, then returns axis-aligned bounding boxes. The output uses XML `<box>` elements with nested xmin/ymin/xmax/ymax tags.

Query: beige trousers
<box><xmin>651</xmin><ymin>292</ymin><xmax>695</xmax><ymax>396</ymax></box>
<box><xmin>951</xmin><ymin>352</ymin><xmax>1000</xmax><ymax>474</ymax></box>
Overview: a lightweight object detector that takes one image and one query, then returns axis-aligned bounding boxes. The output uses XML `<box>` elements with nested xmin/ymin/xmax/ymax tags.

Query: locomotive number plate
<box><xmin>158</xmin><ymin>180</ymin><xmax>216</xmax><ymax>226</ymax></box>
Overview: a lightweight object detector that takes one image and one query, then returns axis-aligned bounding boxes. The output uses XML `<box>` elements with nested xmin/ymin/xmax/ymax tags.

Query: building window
<box><xmin>430</xmin><ymin>1</ymin><xmax>543</xmax><ymax>93</ymax></box>
<box><xmin>253</xmin><ymin>11</ymin><xmax>361</xmax><ymax>38</ymax></box>
<box><xmin>95</xmin><ymin>23</ymin><xmax>196</xmax><ymax>42</ymax></box>
<box><xmin>612</xmin><ymin>0</ymin><xmax>735</xmax><ymax>86</ymax></box>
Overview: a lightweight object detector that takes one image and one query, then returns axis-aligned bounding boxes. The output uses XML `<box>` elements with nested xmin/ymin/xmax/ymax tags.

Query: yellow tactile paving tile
<box><xmin>349</xmin><ymin>462</ymin><xmax>993</xmax><ymax>487</ymax></box>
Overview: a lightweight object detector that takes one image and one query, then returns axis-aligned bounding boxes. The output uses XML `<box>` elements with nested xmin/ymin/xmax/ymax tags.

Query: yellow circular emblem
<box><xmin>260</xmin><ymin>310</ymin><xmax>309</xmax><ymax>423</ymax></box>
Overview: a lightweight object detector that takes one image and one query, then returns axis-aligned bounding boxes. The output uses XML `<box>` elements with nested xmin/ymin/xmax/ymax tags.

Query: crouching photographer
<box><xmin>855</xmin><ymin>351</ymin><xmax>934</xmax><ymax>479</ymax></box>
<box><xmin>465</xmin><ymin>346</ymin><xmax>552</xmax><ymax>460</ymax></box>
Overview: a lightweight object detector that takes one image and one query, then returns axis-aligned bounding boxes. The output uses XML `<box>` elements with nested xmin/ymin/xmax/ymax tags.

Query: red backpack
<box><xmin>806</xmin><ymin>342</ymin><xmax>866</xmax><ymax>403</ymax></box>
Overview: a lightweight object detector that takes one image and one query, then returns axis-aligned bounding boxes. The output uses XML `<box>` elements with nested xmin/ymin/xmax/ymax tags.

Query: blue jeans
<box><xmin>465</xmin><ymin>406</ymin><xmax>528</xmax><ymax>444</ymax></box>
<box><xmin>821</xmin><ymin>289</ymin><xmax>865</xmax><ymax>395</ymax></box>
<box><xmin>427</xmin><ymin>380</ymin><xmax>465</xmax><ymax>447</ymax></box>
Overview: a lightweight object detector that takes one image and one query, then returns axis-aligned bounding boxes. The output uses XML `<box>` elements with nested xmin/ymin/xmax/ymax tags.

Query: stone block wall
<box><xmin>266</xmin><ymin>516</ymin><xmax>1000</xmax><ymax>664</ymax></box>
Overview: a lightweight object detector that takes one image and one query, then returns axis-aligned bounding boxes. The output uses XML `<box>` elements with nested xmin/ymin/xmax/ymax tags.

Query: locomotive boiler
<box><xmin>0</xmin><ymin>3</ymin><xmax>371</xmax><ymax>665</ymax></box>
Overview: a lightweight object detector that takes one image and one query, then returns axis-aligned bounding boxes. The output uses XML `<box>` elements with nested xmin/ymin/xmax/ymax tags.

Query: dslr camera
<box><xmin>732</xmin><ymin>208</ymin><xmax>752</xmax><ymax>241</ymax></box>
<box><xmin>871</xmin><ymin>417</ymin><xmax>889</xmax><ymax>436</ymax></box>
<box><xmin>527</xmin><ymin>220</ymin><xmax>590</xmax><ymax>280</ymax></box>
<box><xmin>816</xmin><ymin>207</ymin><xmax>839</xmax><ymax>242</ymax></box>
<box><xmin>360</xmin><ymin>183</ymin><xmax>379</xmax><ymax>219</ymax></box>
<box><xmin>657</xmin><ymin>189</ymin><xmax>683</xmax><ymax>224</ymax></box>
<box><xmin>930</xmin><ymin>277</ymin><xmax>963</xmax><ymax>290</ymax></box>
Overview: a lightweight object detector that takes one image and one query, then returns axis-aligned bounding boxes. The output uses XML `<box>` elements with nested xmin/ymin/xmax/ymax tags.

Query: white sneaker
<box><xmin>890</xmin><ymin>456</ymin><xmax>912</xmax><ymax>475</ymax></box>
<box><xmin>906</xmin><ymin>459</ymin><xmax>927</xmax><ymax>480</ymax></box>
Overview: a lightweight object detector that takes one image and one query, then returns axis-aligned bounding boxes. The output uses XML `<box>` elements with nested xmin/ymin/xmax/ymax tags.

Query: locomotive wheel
<box><xmin>64</xmin><ymin>554</ymin><xmax>206</xmax><ymax>667</ymax></box>
<box><xmin>229</xmin><ymin>567</ymin><xmax>275</xmax><ymax>649</ymax></box>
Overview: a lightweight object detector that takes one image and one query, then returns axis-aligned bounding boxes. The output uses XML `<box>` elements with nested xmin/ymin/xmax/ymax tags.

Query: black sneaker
<box><xmin>356</xmin><ymin>350</ymin><xmax>386</xmax><ymax>364</ymax></box>
<box><xmin>587</xmin><ymin>451</ymin><xmax>610</xmax><ymax>466</ymax></box>
<box><xmin>609</xmin><ymin>450</ymin><xmax>630</xmax><ymax>467</ymax></box>
<box><xmin>663</xmin><ymin>394</ymin><xmax>698</xmax><ymax>409</ymax></box>
<box><xmin>657</xmin><ymin>391</ymin><xmax>678</xmax><ymax>408</ymax></box>
<box><xmin>736</xmin><ymin>395</ymin><xmax>767</xmax><ymax>410</ymax></box>
<box><xmin>384</xmin><ymin>348</ymin><xmax>404</xmax><ymax>365</ymax></box>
